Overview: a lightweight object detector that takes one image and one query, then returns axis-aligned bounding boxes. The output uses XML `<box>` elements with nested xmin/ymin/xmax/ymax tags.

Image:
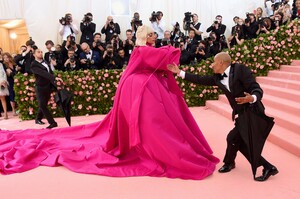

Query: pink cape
<box><xmin>0</xmin><ymin>46</ymin><xmax>219</xmax><ymax>179</ymax></box>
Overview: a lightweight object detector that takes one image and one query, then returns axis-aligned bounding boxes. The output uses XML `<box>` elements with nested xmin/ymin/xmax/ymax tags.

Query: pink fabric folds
<box><xmin>0</xmin><ymin>46</ymin><xmax>219</xmax><ymax>180</ymax></box>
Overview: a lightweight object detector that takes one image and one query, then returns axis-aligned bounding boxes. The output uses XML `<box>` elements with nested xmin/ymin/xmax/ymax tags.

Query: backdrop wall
<box><xmin>0</xmin><ymin>0</ymin><xmax>264</xmax><ymax>51</ymax></box>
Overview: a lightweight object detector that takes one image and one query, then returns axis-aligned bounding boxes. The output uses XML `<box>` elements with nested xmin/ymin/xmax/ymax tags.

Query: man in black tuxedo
<box><xmin>168</xmin><ymin>52</ymin><xmax>278</xmax><ymax>181</ymax></box>
<box><xmin>31</xmin><ymin>48</ymin><xmax>59</xmax><ymax>129</ymax></box>
<box><xmin>80</xmin><ymin>13</ymin><xmax>96</xmax><ymax>46</ymax></box>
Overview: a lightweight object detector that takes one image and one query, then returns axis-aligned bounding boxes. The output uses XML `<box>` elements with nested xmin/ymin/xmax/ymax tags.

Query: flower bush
<box><xmin>15</xmin><ymin>19</ymin><xmax>300</xmax><ymax>120</ymax></box>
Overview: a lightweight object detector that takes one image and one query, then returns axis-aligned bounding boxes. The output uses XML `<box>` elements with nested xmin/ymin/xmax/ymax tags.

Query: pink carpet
<box><xmin>0</xmin><ymin>107</ymin><xmax>299</xmax><ymax>199</ymax></box>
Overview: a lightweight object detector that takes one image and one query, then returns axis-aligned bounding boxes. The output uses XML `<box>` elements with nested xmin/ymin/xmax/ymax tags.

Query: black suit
<box><xmin>30</xmin><ymin>60</ymin><xmax>56</xmax><ymax>125</ymax></box>
<box><xmin>80</xmin><ymin>22</ymin><xmax>96</xmax><ymax>46</ymax></box>
<box><xmin>184</xmin><ymin>63</ymin><xmax>272</xmax><ymax>169</ymax></box>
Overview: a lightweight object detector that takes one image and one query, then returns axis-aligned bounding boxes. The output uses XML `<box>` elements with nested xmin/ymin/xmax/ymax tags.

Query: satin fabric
<box><xmin>0</xmin><ymin>46</ymin><xmax>219</xmax><ymax>179</ymax></box>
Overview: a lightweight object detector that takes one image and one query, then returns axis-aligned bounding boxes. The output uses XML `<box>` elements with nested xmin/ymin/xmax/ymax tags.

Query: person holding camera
<box><xmin>92</xmin><ymin>33</ymin><xmax>106</xmax><ymax>58</ymax></box>
<box><xmin>109</xmin><ymin>33</ymin><xmax>123</xmax><ymax>54</ymax></box>
<box><xmin>2</xmin><ymin>52</ymin><xmax>19</xmax><ymax>116</ymax></box>
<box><xmin>170</xmin><ymin>22</ymin><xmax>184</xmax><ymax>43</ymax></box>
<box><xmin>0</xmin><ymin>62</ymin><xmax>9</xmax><ymax>119</ymax></box>
<box><xmin>61</xmin><ymin>35</ymin><xmax>82</xmax><ymax>61</ymax></box>
<box><xmin>227</xmin><ymin>18</ymin><xmax>245</xmax><ymax>48</ymax></box>
<box><xmin>64</xmin><ymin>47</ymin><xmax>81</xmax><ymax>71</ymax></box>
<box><xmin>44</xmin><ymin>40</ymin><xmax>55</xmax><ymax>64</ymax></box>
<box><xmin>101</xmin><ymin>16</ymin><xmax>121</xmax><ymax>43</ymax></box>
<box><xmin>114</xmin><ymin>48</ymin><xmax>129</xmax><ymax>69</ymax></box>
<box><xmin>244</xmin><ymin>13</ymin><xmax>259</xmax><ymax>40</ymax></box>
<box><xmin>14</xmin><ymin>38</ymin><xmax>36</xmax><ymax>74</ymax></box>
<box><xmin>131</xmin><ymin>12</ymin><xmax>142</xmax><ymax>39</ymax></box>
<box><xmin>102</xmin><ymin>44</ymin><xmax>117</xmax><ymax>69</ymax></box>
<box><xmin>150</xmin><ymin>11</ymin><xmax>165</xmax><ymax>47</ymax></box>
<box><xmin>79</xmin><ymin>42</ymin><xmax>101</xmax><ymax>70</ymax></box>
<box><xmin>80</xmin><ymin>13</ymin><xmax>96</xmax><ymax>46</ymax></box>
<box><xmin>189</xmin><ymin>14</ymin><xmax>204</xmax><ymax>41</ymax></box>
<box><xmin>206</xmin><ymin>15</ymin><xmax>226</xmax><ymax>42</ymax></box>
<box><xmin>59</xmin><ymin>13</ymin><xmax>79</xmax><ymax>45</ymax></box>
<box><xmin>123</xmin><ymin>29</ymin><xmax>135</xmax><ymax>58</ymax></box>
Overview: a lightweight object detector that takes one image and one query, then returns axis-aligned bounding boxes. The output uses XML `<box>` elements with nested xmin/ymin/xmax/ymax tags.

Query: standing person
<box><xmin>31</xmin><ymin>48</ymin><xmax>58</xmax><ymax>129</ymax></box>
<box><xmin>150</xmin><ymin>11</ymin><xmax>165</xmax><ymax>47</ymax></box>
<box><xmin>0</xmin><ymin>62</ymin><xmax>9</xmax><ymax>119</ymax></box>
<box><xmin>101</xmin><ymin>16</ymin><xmax>121</xmax><ymax>43</ymax></box>
<box><xmin>189</xmin><ymin>13</ymin><xmax>204</xmax><ymax>41</ymax></box>
<box><xmin>80</xmin><ymin>13</ymin><xmax>96</xmax><ymax>46</ymax></box>
<box><xmin>168</xmin><ymin>52</ymin><xmax>279</xmax><ymax>181</ymax></box>
<box><xmin>0</xmin><ymin>25</ymin><xmax>219</xmax><ymax>180</ymax></box>
<box><xmin>2</xmin><ymin>52</ymin><xmax>18</xmax><ymax>116</ymax></box>
<box><xmin>206</xmin><ymin>15</ymin><xmax>226</xmax><ymax>42</ymax></box>
<box><xmin>59</xmin><ymin>13</ymin><xmax>79</xmax><ymax>46</ymax></box>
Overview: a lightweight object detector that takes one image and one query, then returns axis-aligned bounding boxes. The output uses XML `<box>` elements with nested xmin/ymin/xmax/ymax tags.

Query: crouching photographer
<box><xmin>80</xmin><ymin>13</ymin><xmax>96</xmax><ymax>46</ymax></box>
<box><xmin>64</xmin><ymin>47</ymin><xmax>80</xmax><ymax>71</ymax></box>
<box><xmin>92</xmin><ymin>33</ymin><xmax>106</xmax><ymax>57</ymax></box>
<box><xmin>102</xmin><ymin>44</ymin><xmax>117</xmax><ymax>69</ymax></box>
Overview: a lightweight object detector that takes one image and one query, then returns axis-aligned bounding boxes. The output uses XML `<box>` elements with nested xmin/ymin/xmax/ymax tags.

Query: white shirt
<box><xmin>59</xmin><ymin>24</ymin><xmax>79</xmax><ymax>41</ymax></box>
<box><xmin>40</xmin><ymin>60</ymin><xmax>50</xmax><ymax>72</ymax></box>
<box><xmin>151</xmin><ymin>20</ymin><xmax>165</xmax><ymax>39</ymax></box>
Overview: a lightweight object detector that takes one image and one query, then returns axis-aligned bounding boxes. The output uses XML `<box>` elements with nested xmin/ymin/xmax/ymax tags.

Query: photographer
<box><xmin>170</xmin><ymin>22</ymin><xmax>184</xmax><ymax>43</ymax></box>
<box><xmin>63</xmin><ymin>47</ymin><xmax>80</xmax><ymax>71</ymax></box>
<box><xmin>190</xmin><ymin>14</ymin><xmax>204</xmax><ymax>41</ymax></box>
<box><xmin>61</xmin><ymin>34</ymin><xmax>82</xmax><ymax>61</ymax></box>
<box><xmin>109</xmin><ymin>33</ymin><xmax>123</xmax><ymax>54</ymax></box>
<box><xmin>101</xmin><ymin>16</ymin><xmax>121</xmax><ymax>43</ymax></box>
<box><xmin>256</xmin><ymin>17</ymin><xmax>272</xmax><ymax>35</ymax></box>
<box><xmin>80</xmin><ymin>13</ymin><xmax>96</xmax><ymax>46</ymax></box>
<box><xmin>161</xmin><ymin>30</ymin><xmax>173</xmax><ymax>46</ymax></box>
<box><xmin>206</xmin><ymin>15</ymin><xmax>226</xmax><ymax>42</ymax></box>
<box><xmin>131</xmin><ymin>12</ymin><xmax>142</xmax><ymax>39</ymax></box>
<box><xmin>292</xmin><ymin>0</ymin><xmax>300</xmax><ymax>19</ymax></box>
<box><xmin>123</xmin><ymin>29</ymin><xmax>135</xmax><ymax>57</ymax></box>
<box><xmin>115</xmin><ymin>48</ymin><xmax>129</xmax><ymax>69</ymax></box>
<box><xmin>44</xmin><ymin>40</ymin><xmax>55</xmax><ymax>64</ymax></box>
<box><xmin>58</xmin><ymin>13</ymin><xmax>79</xmax><ymax>45</ymax></box>
<box><xmin>270</xmin><ymin>12</ymin><xmax>284</xmax><ymax>29</ymax></box>
<box><xmin>150</xmin><ymin>11</ymin><xmax>165</xmax><ymax>47</ymax></box>
<box><xmin>92</xmin><ymin>33</ymin><xmax>106</xmax><ymax>58</ymax></box>
<box><xmin>227</xmin><ymin>18</ymin><xmax>245</xmax><ymax>49</ymax></box>
<box><xmin>79</xmin><ymin>42</ymin><xmax>101</xmax><ymax>70</ymax></box>
<box><xmin>14</xmin><ymin>38</ymin><xmax>36</xmax><ymax>74</ymax></box>
<box><xmin>195</xmin><ymin>40</ymin><xmax>210</xmax><ymax>62</ymax></box>
<box><xmin>244</xmin><ymin>13</ymin><xmax>259</xmax><ymax>39</ymax></box>
<box><xmin>102</xmin><ymin>44</ymin><xmax>117</xmax><ymax>69</ymax></box>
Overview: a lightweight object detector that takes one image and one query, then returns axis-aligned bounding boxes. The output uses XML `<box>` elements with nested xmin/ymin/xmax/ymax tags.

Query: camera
<box><xmin>25</xmin><ymin>38</ymin><xmax>37</xmax><ymax>50</ymax></box>
<box><xmin>86</xmin><ymin>58</ymin><xmax>94</xmax><ymax>68</ymax></box>
<box><xmin>69</xmin><ymin>55</ymin><xmax>75</xmax><ymax>63</ymax></box>
<box><xmin>183</xmin><ymin>12</ymin><xmax>193</xmax><ymax>30</ymax></box>
<box><xmin>59</xmin><ymin>14</ymin><xmax>72</xmax><ymax>25</ymax></box>
<box><xmin>82</xmin><ymin>13</ymin><xmax>93</xmax><ymax>23</ymax></box>
<box><xmin>107</xmin><ymin>50</ymin><xmax>113</xmax><ymax>56</ymax></box>
<box><xmin>49</xmin><ymin>52</ymin><xmax>57</xmax><ymax>61</ymax></box>
<box><xmin>161</xmin><ymin>38</ymin><xmax>171</xmax><ymax>46</ymax></box>
<box><xmin>96</xmin><ymin>41</ymin><xmax>106</xmax><ymax>49</ymax></box>
<box><xmin>131</xmin><ymin>16</ymin><xmax>143</xmax><ymax>26</ymax></box>
<box><xmin>1</xmin><ymin>85</ymin><xmax>5</xmax><ymax>90</ymax></box>
<box><xmin>149</xmin><ymin>11</ymin><xmax>159</xmax><ymax>22</ymax></box>
<box><xmin>214</xmin><ymin>20</ymin><xmax>219</xmax><ymax>24</ymax></box>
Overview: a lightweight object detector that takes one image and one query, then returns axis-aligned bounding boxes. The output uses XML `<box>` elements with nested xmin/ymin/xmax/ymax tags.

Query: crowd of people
<box><xmin>0</xmin><ymin>0</ymin><xmax>300</xmax><ymax>119</ymax></box>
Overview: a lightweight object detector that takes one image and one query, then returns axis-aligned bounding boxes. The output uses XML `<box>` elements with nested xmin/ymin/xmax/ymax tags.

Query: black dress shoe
<box><xmin>218</xmin><ymin>163</ymin><xmax>236</xmax><ymax>173</ymax></box>
<box><xmin>46</xmin><ymin>122</ymin><xmax>58</xmax><ymax>129</ymax></box>
<box><xmin>35</xmin><ymin>120</ymin><xmax>45</xmax><ymax>125</ymax></box>
<box><xmin>255</xmin><ymin>166</ymin><xmax>279</xmax><ymax>182</ymax></box>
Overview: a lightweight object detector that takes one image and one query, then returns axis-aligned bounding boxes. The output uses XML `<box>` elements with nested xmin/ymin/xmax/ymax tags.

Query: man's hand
<box><xmin>167</xmin><ymin>63</ymin><xmax>180</xmax><ymax>74</ymax></box>
<box><xmin>235</xmin><ymin>92</ymin><xmax>254</xmax><ymax>104</ymax></box>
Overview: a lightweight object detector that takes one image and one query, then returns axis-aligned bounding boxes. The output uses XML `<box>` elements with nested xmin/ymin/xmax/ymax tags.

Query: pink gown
<box><xmin>0</xmin><ymin>46</ymin><xmax>219</xmax><ymax>180</ymax></box>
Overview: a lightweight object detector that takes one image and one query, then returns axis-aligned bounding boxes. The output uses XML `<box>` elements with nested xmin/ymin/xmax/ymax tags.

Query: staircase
<box><xmin>205</xmin><ymin>60</ymin><xmax>300</xmax><ymax>157</ymax></box>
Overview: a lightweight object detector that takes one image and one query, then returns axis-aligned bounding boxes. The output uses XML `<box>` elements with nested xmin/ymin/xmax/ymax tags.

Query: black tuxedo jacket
<box><xmin>30</xmin><ymin>60</ymin><xmax>56</xmax><ymax>89</ymax></box>
<box><xmin>80</xmin><ymin>22</ymin><xmax>96</xmax><ymax>44</ymax></box>
<box><xmin>185</xmin><ymin>63</ymin><xmax>265</xmax><ymax>120</ymax></box>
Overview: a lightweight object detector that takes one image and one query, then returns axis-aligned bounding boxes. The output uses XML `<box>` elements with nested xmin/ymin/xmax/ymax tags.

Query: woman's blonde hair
<box><xmin>135</xmin><ymin>25</ymin><xmax>154</xmax><ymax>46</ymax></box>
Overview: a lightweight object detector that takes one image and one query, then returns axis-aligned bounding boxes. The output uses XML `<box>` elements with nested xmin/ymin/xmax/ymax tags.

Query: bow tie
<box><xmin>220</xmin><ymin>73</ymin><xmax>227</xmax><ymax>80</ymax></box>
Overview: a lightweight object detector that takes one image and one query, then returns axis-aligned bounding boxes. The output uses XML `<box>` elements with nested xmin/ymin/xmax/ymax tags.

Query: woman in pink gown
<box><xmin>0</xmin><ymin>25</ymin><xmax>219</xmax><ymax>179</ymax></box>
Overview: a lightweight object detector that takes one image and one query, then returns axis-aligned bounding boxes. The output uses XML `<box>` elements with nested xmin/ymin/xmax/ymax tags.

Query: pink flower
<box><xmin>79</xmin><ymin>91</ymin><xmax>83</xmax><ymax>96</ymax></box>
<box><xmin>259</xmin><ymin>37</ymin><xmax>264</xmax><ymax>41</ymax></box>
<box><xmin>14</xmin><ymin>79</ymin><xmax>19</xmax><ymax>83</ymax></box>
<box><xmin>104</xmin><ymin>73</ymin><xmax>109</xmax><ymax>77</ymax></box>
<box><xmin>236</xmin><ymin>52</ymin><xmax>241</xmax><ymax>57</ymax></box>
<box><xmin>78</xmin><ymin>104</ymin><xmax>83</xmax><ymax>110</ymax></box>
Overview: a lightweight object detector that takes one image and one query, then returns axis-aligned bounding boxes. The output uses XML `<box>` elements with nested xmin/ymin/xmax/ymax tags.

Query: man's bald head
<box><xmin>215</xmin><ymin>52</ymin><xmax>231</xmax><ymax>65</ymax></box>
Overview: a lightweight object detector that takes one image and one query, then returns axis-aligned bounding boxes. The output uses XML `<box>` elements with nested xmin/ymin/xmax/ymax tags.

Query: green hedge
<box><xmin>15</xmin><ymin>19</ymin><xmax>300</xmax><ymax>120</ymax></box>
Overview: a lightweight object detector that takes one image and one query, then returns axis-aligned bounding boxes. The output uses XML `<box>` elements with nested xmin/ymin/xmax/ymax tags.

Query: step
<box><xmin>267</xmin><ymin>70</ymin><xmax>300</xmax><ymax>81</ymax></box>
<box><xmin>262</xmin><ymin>94</ymin><xmax>300</xmax><ymax>116</ymax></box>
<box><xmin>279</xmin><ymin>65</ymin><xmax>300</xmax><ymax>73</ymax></box>
<box><xmin>256</xmin><ymin>76</ymin><xmax>300</xmax><ymax>91</ymax></box>
<box><xmin>205</xmin><ymin>100</ymin><xmax>232</xmax><ymax>119</ymax></box>
<box><xmin>259</xmin><ymin>84</ymin><xmax>300</xmax><ymax>102</ymax></box>
<box><xmin>206</xmin><ymin>98</ymin><xmax>300</xmax><ymax>157</ymax></box>
<box><xmin>265</xmin><ymin>106</ymin><xmax>300</xmax><ymax>134</ymax></box>
<box><xmin>268</xmin><ymin>125</ymin><xmax>300</xmax><ymax>157</ymax></box>
<box><xmin>208</xmin><ymin>95</ymin><xmax>300</xmax><ymax>135</ymax></box>
<box><xmin>291</xmin><ymin>60</ymin><xmax>300</xmax><ymax>66</ymax></box>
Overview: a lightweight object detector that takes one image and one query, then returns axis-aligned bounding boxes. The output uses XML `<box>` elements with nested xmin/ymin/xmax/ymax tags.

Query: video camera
<box><xmin>25</xmin><ymin>37</ymin><xmax>37</xmax><ymax>50</ymax></box>
<box><xmin>82</xmin><ymin>13</ymin><xmax>93</xmax><ymax>23</ymax></box>
<box><xmin>131</xmin><ymin>17</ymin><xmax>143</xmax><ymax>26</ymax></box>
<box><xmin>184</xmin><ymin>12</ymin><xmax>193</xmax><ymax>30</ymax></box>
<box><xmin>149</xmin><ymin>11</ymin><xmax>159</xmax><ymax>22</ymax></box>
<box><xmin>59</xmin><ymin>14</ymin><xmax>72</xmax><ymax>25</ymax></box>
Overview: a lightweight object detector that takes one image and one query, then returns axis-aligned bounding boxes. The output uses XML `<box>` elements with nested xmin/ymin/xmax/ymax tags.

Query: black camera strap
<box><xmin>70</xmin><ymin>26</ymin><xmax>74</xmax><ymax>34</ymax></box>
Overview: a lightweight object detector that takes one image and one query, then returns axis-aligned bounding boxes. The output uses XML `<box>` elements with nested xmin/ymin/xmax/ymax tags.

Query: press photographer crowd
<box><xmin>0</xmin><ymin>0</ymin><xmax>299</xmax><ymax>119</ymax></box>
